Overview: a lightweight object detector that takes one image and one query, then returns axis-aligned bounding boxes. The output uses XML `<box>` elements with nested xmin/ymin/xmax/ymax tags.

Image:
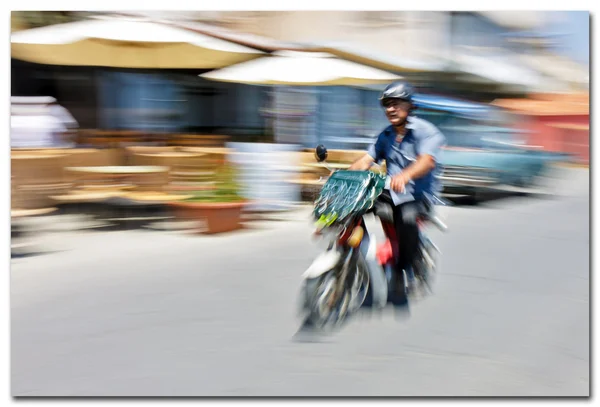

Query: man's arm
<box><xmin>390</xmin><ymin>154</ymin><xmax>435</xmax><ymax>192</ymax></box>
<box><xmin>401</xmin><ymin>154</ymin><xmax>436</xmax><ymax>181</ymax></box>
<box><xmin>349</xmin><ymin>153</ymin><xmax>375</xmax><ymax>171</ymax></box>
<box><xmin>391</xmin><ymin>125</ymin><xmax>446</xmax><ymax>192</ymax></box>
<box><xmin>351</xmin><ymin>131</ymin><xmax>386</xmax><ymax>171</ymax></box>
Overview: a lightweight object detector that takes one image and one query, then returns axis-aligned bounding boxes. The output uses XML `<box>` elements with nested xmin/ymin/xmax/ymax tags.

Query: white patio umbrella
<box><xmin>200</xmin><ymin>50</ymin><xmax>401</xmax><ymax>86</ymax></box>
<box><xmin>200</xmin><ymin>49</ymin><xmax>402</xmax><ymax>151</ymax></box>
<box><xmin>11</xmin><ymin>17</ymin><xmax>263</xmax><ymax>69</ymax></box>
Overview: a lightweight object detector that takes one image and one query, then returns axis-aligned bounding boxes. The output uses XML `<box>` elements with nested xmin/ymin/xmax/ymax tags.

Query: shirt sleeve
<box><xmin>418</xmin><ymin>124</ymin><xmax>446</xmax><ymax>161</ymax></box>
<box><xmin>367</xmin><ymin>130</ymin><xmax>387</xmax><ymax>163</ymax></box>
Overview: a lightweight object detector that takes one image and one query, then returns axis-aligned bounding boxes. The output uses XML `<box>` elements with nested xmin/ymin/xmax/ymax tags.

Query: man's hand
<box><xmin>390</xmin><ymin>173</ymin><xmax>409</xmax><ymax>193</ymax></box>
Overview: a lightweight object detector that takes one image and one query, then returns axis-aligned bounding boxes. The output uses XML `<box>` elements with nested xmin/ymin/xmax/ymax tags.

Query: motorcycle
<box><xmin>298</xmin><ymin>145</ymin><xmax>449</xmax><ymax>330</ymax></box>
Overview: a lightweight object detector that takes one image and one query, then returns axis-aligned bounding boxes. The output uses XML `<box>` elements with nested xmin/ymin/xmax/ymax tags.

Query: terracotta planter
<box><xmin>169</xmin><ymin>200</ymin><xmax>247</xmax><ymax>234</ymax></box>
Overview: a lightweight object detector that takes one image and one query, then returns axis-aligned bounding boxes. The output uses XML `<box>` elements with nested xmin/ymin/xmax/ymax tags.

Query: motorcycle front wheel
<box><xmin>301</xmin><ymin>271</ymin><xmax>351</xmax><ymax>331</ymax></box>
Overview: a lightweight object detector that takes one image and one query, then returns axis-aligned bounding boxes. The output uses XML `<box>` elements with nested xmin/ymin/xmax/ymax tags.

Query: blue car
<box><xmin>412</xmin><ymin>94</ymin><xmax>570</xmax><ymax>201</ymax></box>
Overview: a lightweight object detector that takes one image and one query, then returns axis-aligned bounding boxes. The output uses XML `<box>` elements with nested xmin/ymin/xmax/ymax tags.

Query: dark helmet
<box><xmin>379</xmin><ymin>81</ymin><xmax>415</xmax><ymax>106</ymax></box>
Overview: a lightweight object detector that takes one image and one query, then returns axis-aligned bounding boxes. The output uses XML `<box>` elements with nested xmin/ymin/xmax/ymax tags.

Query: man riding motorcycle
<box><xmin>349</xmin><ymin>81</ymin><xmax>446</xmax><ymax>299</ymax></box>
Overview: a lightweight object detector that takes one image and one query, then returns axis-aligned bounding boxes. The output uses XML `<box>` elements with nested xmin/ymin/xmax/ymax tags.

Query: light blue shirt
<box><xmin>367</xmin><ymin>116</ymin><xmax>446</xmax><ymax>205</ymax></box>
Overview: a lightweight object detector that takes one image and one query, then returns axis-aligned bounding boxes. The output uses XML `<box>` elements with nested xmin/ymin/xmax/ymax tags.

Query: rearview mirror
<box><xmin>315</xmin><ymin>144</ymin><xmax>328</xmax><ymax>162</ymax></box>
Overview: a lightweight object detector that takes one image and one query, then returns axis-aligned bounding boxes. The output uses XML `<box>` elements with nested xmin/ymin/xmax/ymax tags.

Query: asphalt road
<box><xmin>11</xmin><ymin>168</ymin><xmax>589</xmax><ymax>396</ymax></box>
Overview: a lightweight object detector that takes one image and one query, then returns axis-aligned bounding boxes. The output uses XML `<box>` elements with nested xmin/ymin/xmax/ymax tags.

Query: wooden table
<box><xmin>65</xmin><ymin>166</ymin><xmax>169</xmax><ymax>175</ymax></box>
<box><xmin>134</xmin><ymin>152</ymin><xmax>206</xmax><ymax>159</ymax></box>
<box><xmin>54</xmin><ymin>166</ymin><xmax>190</xmax><ymax>226</ymax></box>
<box><xmin>61</xmin><ymin>165</ymin><xmax>171</xmax><ymax>195</ymax></box>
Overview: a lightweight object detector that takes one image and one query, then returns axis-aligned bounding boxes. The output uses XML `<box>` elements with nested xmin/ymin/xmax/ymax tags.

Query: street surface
<box><xmin>11</xmin><ymin>168</ymin><xmax>589</xmax><ymax>396</ymax></box>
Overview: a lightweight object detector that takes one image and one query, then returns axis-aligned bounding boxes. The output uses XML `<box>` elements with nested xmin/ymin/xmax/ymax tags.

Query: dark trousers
<box><xmin>378</xmin><ymin>191</ymin><xmax>424</xmax><ymax>276</ymax></box>
<box><xmin>393</xmin><ymin>201</ymin><xmax>421</xmax><ymax>275</ymax></box>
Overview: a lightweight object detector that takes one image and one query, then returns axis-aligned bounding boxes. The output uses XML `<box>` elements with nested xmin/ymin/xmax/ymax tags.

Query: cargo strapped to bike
<box><xmin>313</xmin><ymin>170</ymin><xmax>386</xmax><ymax>226</ymax></box>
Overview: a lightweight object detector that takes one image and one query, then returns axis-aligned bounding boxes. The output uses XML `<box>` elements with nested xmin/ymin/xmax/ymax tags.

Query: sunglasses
<box><xmin>382</xmin><ymin>99</ymin><xmax>412</xmax><ymax>110</ymax></box>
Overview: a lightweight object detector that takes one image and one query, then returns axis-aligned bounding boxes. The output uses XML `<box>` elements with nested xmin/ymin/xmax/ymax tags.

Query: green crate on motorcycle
<box><xmin>313</xmin><ymin>170</ymin><xmax>386</xmax><ymax>227</ymax></box>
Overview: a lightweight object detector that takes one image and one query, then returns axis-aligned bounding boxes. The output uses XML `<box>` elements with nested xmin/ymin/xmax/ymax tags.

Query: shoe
<box><xmin>405</xmin><ymin>267</ymin><xmax>417</xmax><ymax>294</ymax></box>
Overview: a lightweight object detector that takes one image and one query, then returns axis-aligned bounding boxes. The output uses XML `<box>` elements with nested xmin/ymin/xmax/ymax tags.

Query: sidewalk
<box><xmin>11</xmin><ymin>203</ymin><xmax>317</xmax><ymax>259</ymax></box>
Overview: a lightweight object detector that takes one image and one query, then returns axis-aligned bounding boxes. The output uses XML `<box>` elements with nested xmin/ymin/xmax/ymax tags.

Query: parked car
<box><xmin>412</xmin><ymin>94</ymin><xmax>571</xmax><ymax>201</ymax></box>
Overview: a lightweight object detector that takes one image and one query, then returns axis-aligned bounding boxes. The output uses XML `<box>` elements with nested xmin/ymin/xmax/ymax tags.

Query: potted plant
<box><xmin>169</xmin><ymin>161</ymin><xmax>248</xmax><ymax>234</ymax></box>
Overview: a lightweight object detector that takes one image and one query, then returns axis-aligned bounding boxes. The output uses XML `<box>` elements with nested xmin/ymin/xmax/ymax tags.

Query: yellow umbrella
<box><xmin>11</xmin><ymin>17</ymin><xmax>263</xmax><ymax>69</ymax></box>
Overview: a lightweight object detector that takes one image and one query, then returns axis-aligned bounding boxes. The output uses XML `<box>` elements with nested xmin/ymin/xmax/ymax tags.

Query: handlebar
<box><xmin>323</xmin><ymin>166</ymin><xmax>448</xmax><ymax>232</ymax></box>
<box><xmin>428</xmin><ymin>215</ymin><xmax>448</xmax><ymax>232</ymax></box>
